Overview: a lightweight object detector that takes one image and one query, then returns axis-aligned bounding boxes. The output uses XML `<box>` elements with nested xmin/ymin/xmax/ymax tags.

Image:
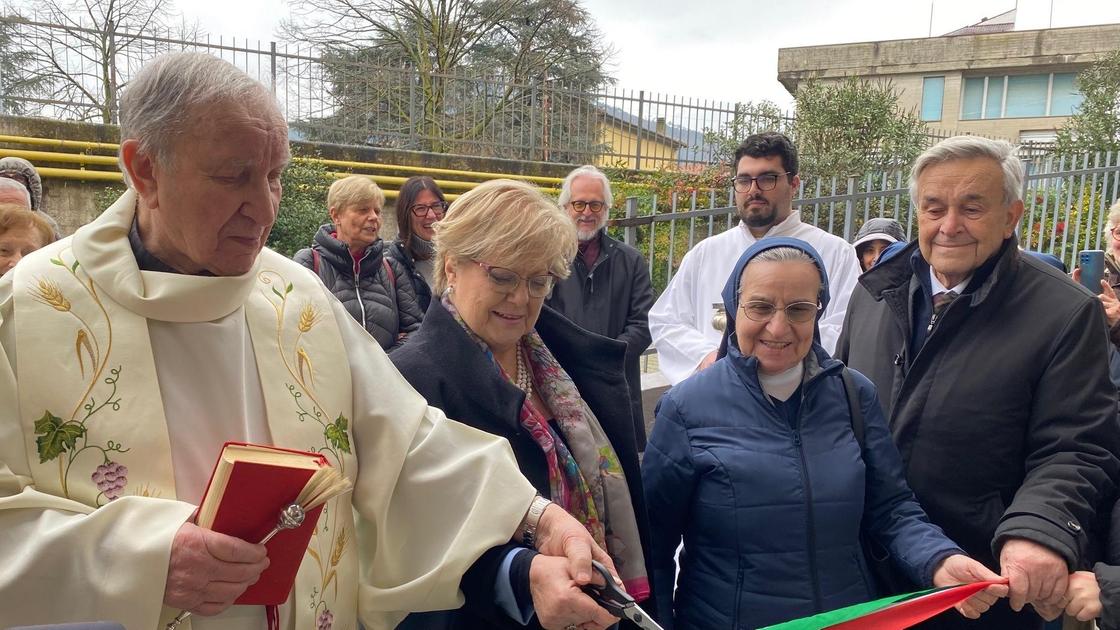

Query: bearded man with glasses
<box><xmin>649</xmin><ymin>132</ymin><xmax>860</xmax><ymax>385</ymax></box>
<box><xmin>547</xmin><ymin>165</ymin><xmax>654</xmax><ymax>449</ymax></box>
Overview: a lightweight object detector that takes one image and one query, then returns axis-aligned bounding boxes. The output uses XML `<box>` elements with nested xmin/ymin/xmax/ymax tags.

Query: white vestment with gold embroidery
<box><xmin>0</xmin><ymin>191</ymin><xmax>536</xmax><ymax>630</ymax></box>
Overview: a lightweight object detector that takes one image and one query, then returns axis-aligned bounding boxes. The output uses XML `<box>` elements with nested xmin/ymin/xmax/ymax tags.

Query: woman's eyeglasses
<box><xmin>476</xmin><ymin>262</ymin><xmax>556</xmax><ymax>298</ymax></box>
<box><xmin>410</xmin><ymin>202</ymin><xmax>449</xmax><ymax>217</ymax></box>
<box><xmin>738</xmin><ymin>300</ymin><xmax>821</xmax><ymax>323</ymax></box>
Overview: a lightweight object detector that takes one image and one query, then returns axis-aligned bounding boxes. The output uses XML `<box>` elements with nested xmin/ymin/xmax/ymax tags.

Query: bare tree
<box><xmin>6</xmin><ymin>0</ymin><xmax>199</xmax><ymax>123</ymax></box>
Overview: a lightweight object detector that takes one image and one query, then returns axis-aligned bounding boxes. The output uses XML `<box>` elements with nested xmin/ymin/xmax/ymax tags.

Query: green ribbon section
<box><xmin>759</xmin><ymin>587</ymin><xmax>943</xmax><ymax>630</ymax></box>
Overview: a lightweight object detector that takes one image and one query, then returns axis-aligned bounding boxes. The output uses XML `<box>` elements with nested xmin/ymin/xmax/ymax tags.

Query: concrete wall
<box><xmin>778</xmin><ymin>23</ymin><xmax>1120</xmax><ymax>84</ymax></box>
<box><xmin>0</xmin><ymin>115</ymin><xmax>586</xmax><ymax>237</ymax></box>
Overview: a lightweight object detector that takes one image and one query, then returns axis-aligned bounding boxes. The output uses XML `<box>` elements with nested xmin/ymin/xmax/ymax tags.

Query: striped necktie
<box><xmin>928</xmin><ymin>290</ymin><xmax>959</xmax><ymax>333</ymax></box>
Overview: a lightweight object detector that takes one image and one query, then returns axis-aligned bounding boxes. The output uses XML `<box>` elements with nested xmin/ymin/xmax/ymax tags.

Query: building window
<box><xmin>960</xmin><ymin>72</ymin><xmax>1083</xmax><ymax>119</ymax></box>
<box><xmin>921</xmin><ymin>76</ymin><xmax>945</xmax><ymax>121</ymax></box>
<box><xmin>1050</xmin><ymin>73</ymin><xmax>1082</xmax><ymax>116</ymax></box>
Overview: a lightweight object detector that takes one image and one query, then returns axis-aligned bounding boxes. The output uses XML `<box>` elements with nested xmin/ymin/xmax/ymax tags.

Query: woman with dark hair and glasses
<box><xmin>641</xmin><ymin>237</ymin><xmax>1005</xmax><ymax>630</ymax></box>
<box><xmin>389</xmin><ymin>175</ymin><xmax>448</xmax><ymax>312</ymax></box>
<box><xmin>391</xmin><ymin>179</ymin><xmax>653</xmax><ymax>630</ymax></box>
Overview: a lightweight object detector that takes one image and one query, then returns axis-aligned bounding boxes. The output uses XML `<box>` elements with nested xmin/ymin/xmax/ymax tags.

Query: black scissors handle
<box><xmin>580</xmin><ymin>560</ymin><xmax>634</xmax><ymax>617</ymax></box>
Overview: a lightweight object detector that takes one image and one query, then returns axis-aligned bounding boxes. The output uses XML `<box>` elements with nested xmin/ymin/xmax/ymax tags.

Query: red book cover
<box><xmin>196</xmin><ymin>442</ymin><xmax>330</xmax><ymax>606</ymax></box>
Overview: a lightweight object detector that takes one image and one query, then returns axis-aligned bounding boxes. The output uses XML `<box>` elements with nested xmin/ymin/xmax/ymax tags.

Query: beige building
<box><xmin>777</xmin><ymin>14</ymin><xmax>1120</xmax><ymax>145</ymax></box>
<box><xmin>596</xmin><ymin>110</ymin><xmax>683</xmax><ymax>171</ymax></box>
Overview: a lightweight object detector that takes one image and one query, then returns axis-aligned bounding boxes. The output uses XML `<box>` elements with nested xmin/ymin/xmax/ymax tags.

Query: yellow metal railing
<box><xmin>0</xmin><ymin>134</ymin><xmax>565</xmax><ymax>197</ymax></box>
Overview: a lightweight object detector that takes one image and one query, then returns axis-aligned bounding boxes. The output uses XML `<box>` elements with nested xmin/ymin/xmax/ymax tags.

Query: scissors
<box><xmin>581</xmin><ymin>560</ymin><xmax>665</xmax><ymax>630</ymax></box>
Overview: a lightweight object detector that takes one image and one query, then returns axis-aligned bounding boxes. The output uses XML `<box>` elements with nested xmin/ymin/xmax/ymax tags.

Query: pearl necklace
<box><xmin>514</xmin><ymin>345</ymin><xmax>534</xmax><ymax>400</ymax></box>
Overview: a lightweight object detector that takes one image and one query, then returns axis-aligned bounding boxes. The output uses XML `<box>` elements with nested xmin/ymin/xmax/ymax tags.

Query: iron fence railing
<box><xmin>0</xmin><ymin>17</ymin><xmax>1032</xmax><ymax>174</ymax></box>
<box><xmin>0</xmin><ymin>16</ymin><xmax>799</xmax><ymax>170</ymax></box>
<box><xmin>615</xmin><ymin>152</ymin><xmax>1120</xmax><ymax>294</ymax></box>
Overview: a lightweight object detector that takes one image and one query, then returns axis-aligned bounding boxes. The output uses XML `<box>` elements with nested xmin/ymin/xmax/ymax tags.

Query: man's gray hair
<box><xmin>118</xmin><ymin>52</ymin><xmax>278</xmax><ymax>182</ymax></box>
<box><xmin>909</xmin><ymin>136</ymin><xmax>1024</xmax><ymax>207</ymax></box>
<box><xmin>558</xmin><ymin>165</ymin><xmax>613</xmax><ymax>209</ymax></box>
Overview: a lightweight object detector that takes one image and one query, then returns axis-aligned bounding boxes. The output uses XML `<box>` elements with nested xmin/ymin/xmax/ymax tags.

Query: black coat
<box><xmin>388</xmin><ymin>239</ymin><xmax>434</xmax><ymax>313</ymax></box>
<box><xmin>836</xmin><ymin>239</ymin><xmax>1120</xmax><ymax>629</ymax></box>
<box><xmin>391</xmin><ymin>300</ymin><xmax>652</xmax><ymax>630</ymax></box>
<box><xmin>545</xmin><ymin>231</ymin><xmax>654</xmax><ymax>448</ymax></box>
<box><xmin>293</xmin><ymin>224</ymin><xmax>423</xmax><ymax>350</ymax></box>
<box><xmin>1094</xmin><ymin>498</ymin><xmax>1120</xmax><ymax>630</ymax></box>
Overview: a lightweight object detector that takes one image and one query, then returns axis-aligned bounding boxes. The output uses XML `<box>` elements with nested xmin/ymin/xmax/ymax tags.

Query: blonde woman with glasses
<box><xmin>391</xmin><ymin>179</ymin><xmax>652</xmax><ymax>630</ymax></box>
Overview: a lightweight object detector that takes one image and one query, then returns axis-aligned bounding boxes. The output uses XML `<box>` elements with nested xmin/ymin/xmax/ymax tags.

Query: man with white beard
<box><xmin>546</xmin><ymin>165</ymin><xmax>654</xmax><ymax>448</ymax></box>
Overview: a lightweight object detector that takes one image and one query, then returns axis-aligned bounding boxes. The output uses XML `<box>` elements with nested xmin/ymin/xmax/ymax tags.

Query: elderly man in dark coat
<box><xmin>546</xmin><ymin>165</ymin><xmax>654</xmax><ymax>448</ymax></box>
<box><xmin>836</xmin><ymin>136</ymin><xmax>1120</xmax><ymax>629</ymax></box>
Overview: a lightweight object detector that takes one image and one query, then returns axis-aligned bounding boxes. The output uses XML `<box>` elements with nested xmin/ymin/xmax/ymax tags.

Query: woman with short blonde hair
<box><xmin>432</xmin><ymin>179</ymin><xmax>575</xmax><ymax>294</ymax></box>
<box><xmin>392</xmin><ymin>179</ymin><xmax>652</xmax><ymax>630</ymax></box>
<box><xmin>294</xmin><ymin>175</ymin><xmax>422</xmax><ymax>350</ymax></box>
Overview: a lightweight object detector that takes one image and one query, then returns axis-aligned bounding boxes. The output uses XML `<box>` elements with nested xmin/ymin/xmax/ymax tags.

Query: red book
<box><xmin>196</xmin><ymin>442</ymin><xmax>330</xmax><ymax>606</ymax></box>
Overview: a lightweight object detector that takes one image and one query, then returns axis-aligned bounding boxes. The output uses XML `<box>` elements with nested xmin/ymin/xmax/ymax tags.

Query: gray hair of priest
<box><xmin>909</xmin><ymin>136</ymin><xmax>1025</xmax><ymax>207</ymax></box>
<box><xmin>117</xmin><ymin>52</ymin><xmax>280</xmax><ymax>183</ymax></box>
<box><xmin>558</xmin><ymin>165</ymin><xmax>614</xmax><ymax>209</ymax></box>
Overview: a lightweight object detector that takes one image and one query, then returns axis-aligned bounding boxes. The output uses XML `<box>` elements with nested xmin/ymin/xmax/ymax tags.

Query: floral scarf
<box><xmin>441</xmin><ymin>294</ymin><xmax>650</xmax><ymax>600</ymax></box>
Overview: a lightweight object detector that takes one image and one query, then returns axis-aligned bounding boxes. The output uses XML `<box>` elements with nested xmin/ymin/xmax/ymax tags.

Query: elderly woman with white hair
<box><xmin>391</xmin><ymin>178</ymin><xmax>652</xmax><ymax>630</ymax></box>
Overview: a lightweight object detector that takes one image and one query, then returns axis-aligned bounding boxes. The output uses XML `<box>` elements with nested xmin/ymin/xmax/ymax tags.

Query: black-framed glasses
<box><xmin>410</xmin><ymin>201</ymin><xmax>449</xmax><ymax>217</ymax></box>
<box><xmin>476</xmin><ymin>261</ymin><xmax>556</xmax><ymax>298</ymax></box>
<box><xmin>569</xmin><ymin>200</ymin><xmax>606</xmax><ymax>213</ymax></box>
<box><xmin>738</xmin><ymin>299</ymin><xmax>821</xmax><ymax>323</ymax></box>
<box><xmin>1111</xmin><ymin>226</ymin><xmax>1120</xmax><ymax>238</ymax></box>
<box><xmin>732</xmin><ymin>172</ymin><xmax>791</xmax><ymax>193</ymax></box>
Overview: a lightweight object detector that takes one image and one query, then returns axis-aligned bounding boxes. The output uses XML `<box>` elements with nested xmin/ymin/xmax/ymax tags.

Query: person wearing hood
<box><xmin>853</xmin><ymin>217</ymin><xmax>907</xmax><ymax>272</ymax></box>
<box><xmin>294</xmin><ymin>175</ymin><xmax>423</xmax><ymax>350</ymax></box>
<box><xmin>641</xmin><ymin>237</ymin><xmax>1006</xmax><ymax>630</ymax></box>
<box><xmin>388</xmin><ymin>175</ymin><xmax>446</xmax><ymax>313</ymax></box>
<box><xmin>0</xmin><ymin>156</ymin><xmax>61</xmax><ymax>238</ymax></box>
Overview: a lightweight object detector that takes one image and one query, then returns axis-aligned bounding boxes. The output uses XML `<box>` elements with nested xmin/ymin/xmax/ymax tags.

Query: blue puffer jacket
<box><xmin>641</xmin><ymin>237</ymin><xmax>963</xmax><ymax>630</ymax></box>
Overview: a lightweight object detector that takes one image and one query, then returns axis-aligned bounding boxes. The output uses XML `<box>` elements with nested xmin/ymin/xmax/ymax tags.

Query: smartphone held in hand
<box><xmin>1079</xmin><ymin>250</ymin><xmax>1105</xmax><ymax>293</ymax></box>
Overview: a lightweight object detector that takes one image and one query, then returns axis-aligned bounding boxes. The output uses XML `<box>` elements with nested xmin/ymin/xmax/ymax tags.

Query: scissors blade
<box><xmin>621</xmin><ymin>602</ymin><xmax>665</xmax><ymax>630</ymax></box>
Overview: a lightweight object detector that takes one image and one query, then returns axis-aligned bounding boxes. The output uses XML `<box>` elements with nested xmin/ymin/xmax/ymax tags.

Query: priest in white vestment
<box><xmin>649</xmin><ymin>132</ymin><xmax>861</xmax><ymax>384</ymax></box>
<box><xmin>0</xmin><ymin>53</ymin><xmax>620</xmax><ymax>630</ymax></box>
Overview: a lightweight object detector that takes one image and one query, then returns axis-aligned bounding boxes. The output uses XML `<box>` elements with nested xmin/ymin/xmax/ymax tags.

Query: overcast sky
<box><xmin>177</xmin><ymin>0</ymin><xmax>1120</xmax><ymax>110</ymax></box>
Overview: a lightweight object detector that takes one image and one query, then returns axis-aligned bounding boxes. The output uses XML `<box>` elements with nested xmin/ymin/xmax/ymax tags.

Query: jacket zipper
<box><xmin>733</xmin><ymin>565</ymin><xmax>745</xmax><ymax>629</ymax></box>
<box><xmin>582</xmin><ymin>242</ymin><xmax>610</xmax><ymax>296</ymax></box>
<box><xmin>770</xmin><ymin>384</ymin><xmax>823</xmax><ymax>614</ymax></box>
<box><xmin>354</xmin><ymin>251</ymin><xmax>371</xmax><ymax>329</ymax></box>
<box><xmin>792</xmin><ymin>426</ymin><xmax>822</xmax><ymax>611</ymax></box>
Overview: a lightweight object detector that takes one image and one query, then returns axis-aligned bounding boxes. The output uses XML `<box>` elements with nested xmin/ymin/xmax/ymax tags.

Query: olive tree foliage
<box><xmin>792</xmin><ymin>77</ymin><xmax>929</xmax><ymax>178</ymax></box>
<box><xmin>1056</xmin><ymin>49</ymin><xmax>1120</xmax><ymax>155</ymax></box>
<box><xmin>701</xmin><ymin>100</ymin><xmax>790</xmax><ymax>167</ymax></box>
<box><xmin>280</xmin><ymin>0</ymin><xmax>614</xmax><ymax>158</ymax></box>
<box><xmin>4</xmin><ymin>0</ymin><xmax>199</xmax><ymax>124</ymax></box>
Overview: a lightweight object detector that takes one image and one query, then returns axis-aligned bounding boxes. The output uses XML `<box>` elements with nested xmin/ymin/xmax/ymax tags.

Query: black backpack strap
<box><xmin>840</xmin><ymin>367</ymin><xmax>866</xmax><ymax>452</ymax></box>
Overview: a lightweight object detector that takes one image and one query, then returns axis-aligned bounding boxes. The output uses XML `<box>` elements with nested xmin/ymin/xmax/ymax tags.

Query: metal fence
<box><xmin>0</xmin><ymin>16</ymin><xmax>1030</xmax><ymax>174</ymax></box>
<box><xmin>616</xmin><ymin>151</ymin><xmax>1120</xmax><ymax>295</ymax></box>
<box><xmin>0</xmin><ymin>16</ymin><xmax>798</xmax><ymax>170</ymax></box>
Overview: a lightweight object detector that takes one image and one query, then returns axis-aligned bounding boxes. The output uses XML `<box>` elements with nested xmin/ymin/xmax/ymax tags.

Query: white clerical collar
<box><xmin>70</xmin><ymin>189</ymin><xmax>262</xmax><ymax>323</ymax></box>
<box><xmin>738</xmin><ymin>210</ymin><xmax>802</xmax><ymax>240</ymax></box>
<box><xmin>928</xmin><ymin>267</ymin><xmax>971</xmax><ymax>295</ymax></box>
<box><xmin>759</xmin><ymin>361</ymin><xmax>804</xmax><ymax>402</ymax></box>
